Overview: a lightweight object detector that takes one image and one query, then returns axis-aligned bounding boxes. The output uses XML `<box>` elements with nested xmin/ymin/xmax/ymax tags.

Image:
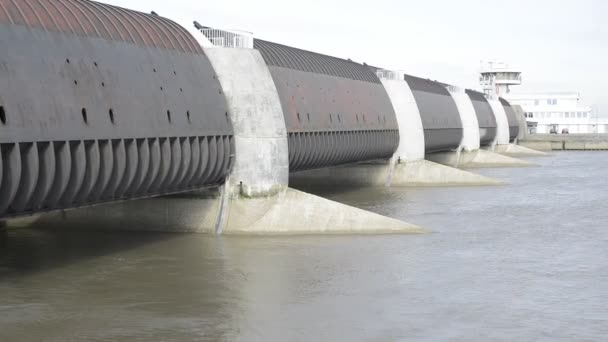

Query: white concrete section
<box><xmin>448</xmin><ymin>88</ymin><xmax>480</xmax><ymax>152</ymax></box>
<box><xmin>380</xmin><ymin>79</ymin><xmax>425</xmax><ymax>161</ymax></box>
<box><xmin>204</xmin><ymin>48</ymin><xmax>289</xmax><ymax>197</ymax></box>
<box><xmin>427</xmin><ymin>150</ymin><xmax>533</xmax><ymax>168</ymax></box>
<box><xmin>467</xmin><ymin>149</ymin><xmax>534</xmax><ymax>168</ymax></box>
<box><xmin>493</xmin><ymin>144</ymin><xmax>549</xmax><ymax>157</ymax></box>
<box><xmin>30</xmin><ymin>189</ymin><xmax>423</xmax><ymax>234</ymax></box>
<box><xmin>224</xmin><ymin>188</ymin><xmax>423</xmax><ymax>234</ymax></box>
<box><xmin>488</xmin><ymin>98</ymin><xmax>511</xmax><ymax>145</ymax></box>
<box><xmin>390</xmin><ymin>161</ymin><xmax>501</xmax><ymax>186</ymax></box>
<box><xmin>289</xmin><ymin>161</ymin><xmax>502</xmax><ymax>188</ymax></box>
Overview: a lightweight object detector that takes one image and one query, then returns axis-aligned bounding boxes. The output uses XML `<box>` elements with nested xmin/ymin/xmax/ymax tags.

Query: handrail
<box><xmin>197</xmin><ymin>26</ymin><xmax>253</xmax><ymax>49</ymax></box>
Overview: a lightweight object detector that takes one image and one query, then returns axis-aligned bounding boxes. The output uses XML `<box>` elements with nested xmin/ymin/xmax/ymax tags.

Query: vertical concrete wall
<box><xmin>380</xmin><ymin>79</ymin><xmax>425</xmax><ymax>162</ymax></box>
<box><xmin>488</xmin><ymin>99</ymin><xmax>511</xmax><ymax>145</ymax></box>
<box><xmin>448</xmin><ymin>89</ymin><xmax>480</xmax><ymax>152</ymax></box>
<box><xmin>203</xmin><ymin>48</ymin><xmax>289</xmax><ymax>197</ymax></box>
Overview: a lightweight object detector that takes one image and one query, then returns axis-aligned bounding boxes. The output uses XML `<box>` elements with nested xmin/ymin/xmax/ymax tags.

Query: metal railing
<box><xmin>375</xmin><ymin>69</ymin><xmax>402</xmax><ymax>81</ymax></box>
<box><xmin>197</xmin><ymin>26</ymin><xmax>253</xmax><ymax>49</ymax></box>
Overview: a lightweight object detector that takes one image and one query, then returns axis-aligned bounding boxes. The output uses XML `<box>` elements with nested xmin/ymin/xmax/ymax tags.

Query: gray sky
<box><xmin>102</xmin><ymin>0</ymin><xmax>607</xmax><ymax>115</ymax></box>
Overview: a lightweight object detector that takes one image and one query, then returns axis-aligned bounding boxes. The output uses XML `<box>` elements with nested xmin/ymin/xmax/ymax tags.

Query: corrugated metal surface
<box><xmin>404</xmin><ymin>75</ymin><xmax>463</xmax><ymax>153</ymax></box>
<box><xmin>0</xmin><ymin>0</ymin><xmax>203</xmax><ymax>54</ymax></box>
<box><xmin>466</xmin><ymin>89</ymin><xmax>497</xmax><ymax>145</ymax></box>
<box><xmin>0</xmin><ymin>1</ymin><xmax>233</xmax><ymax>219</ymax></box>
<box><xmin>255</xmin><ymin>41</ymin><xmax>399</xmax><ymax>172</ymax></box>
<box><xmin>499</xmin><ymin>98</ymin><xmax>520</xmax><ymax>142</ymax></box>
<box><xmin>254</xmin><ymin>39</ymin><xmax>380</xmax><ymax>84</ymax></box>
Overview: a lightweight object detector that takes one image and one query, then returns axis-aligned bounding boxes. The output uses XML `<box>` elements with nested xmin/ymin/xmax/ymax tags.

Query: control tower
<box><xmin>479</xmin><ymin>61</ymin><xmax>522</xmax><ymax>98</ymax></box>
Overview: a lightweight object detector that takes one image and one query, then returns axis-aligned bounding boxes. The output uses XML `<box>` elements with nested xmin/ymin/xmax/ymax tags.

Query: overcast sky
<box><xmin>102</xmin><ymin>0</ymin><xmax>607</xmax><ymax>115</ymax></box>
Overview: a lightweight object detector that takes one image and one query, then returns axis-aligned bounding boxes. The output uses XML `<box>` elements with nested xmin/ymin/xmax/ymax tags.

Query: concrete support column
<box><xmin>448</xmin><ymin>88</ymin><xmax>480</xmax><ymax>152</ymax></box>
<box><xmin>291</xmin><ymin>73</ymin><xmax>502</xmax><ymax>188</ymax></box>
<box><xmin>380</xmin><ymin>78</ymin><xmax>425</xmax><ymax>162</ymax></box>
<box><xmin>488</xmin><ymin>98</ymin><xmax>511</xmax><ymax>146</ymax></box>
<box><xmin>204</xmin><ymin>48</ymin><xmax>289</xmax><ymax>198</ymax></box>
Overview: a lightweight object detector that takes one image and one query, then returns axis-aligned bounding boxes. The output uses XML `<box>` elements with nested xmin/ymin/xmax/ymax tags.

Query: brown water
<box><xmin>1</xmin><ymin>151</ymin><xmax>607</xmax><ymax>341</ymax></box>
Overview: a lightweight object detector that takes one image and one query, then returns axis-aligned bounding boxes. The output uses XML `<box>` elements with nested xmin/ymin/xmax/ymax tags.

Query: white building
<box><xmin>504</xmin><ymin>93</ymin><xmax>607</xmax><ymax>134</ymax></box>
<box><xmin>480</xmin><ymin>61</ymin><xmax>606</xmax><ymax>134</ymax></box>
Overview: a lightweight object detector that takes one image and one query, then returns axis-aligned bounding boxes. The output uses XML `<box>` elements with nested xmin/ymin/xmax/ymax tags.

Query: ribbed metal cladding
<box><xmin>466</xmin><ymin>89</ymin><xmax>497</xmax><ymax>146</ymax></box>
<box><xmin>0</xmin><ymin>0</ymin><xmax>203</xmax><ymax>54</ymax></box>
<box><xmin>254</xmin><ymin>39</ymin><xmax>380</xmax><ymax>83</ymax></box>
<box><xmin>0</xmin><ymin>137</ymin><xmax>234</xmax><ymax>219</ymax></box>
<box><xmin>0</xmin><ymin>0</ymin><xmax>234</xmax><ymax>219</ymax></box>
<box><xmin>499</xmin><ymin>98</ymin><xmax>520</xmax><ymax>142</ymax></box>
<box><xmin>404</xmin><ymin>74</ymin><xmax>463</xmax><ymax>153</ymax></box>
<box><xmin>254</xmin><ymin>39</ymin><xmax>399</xmax><ymax>172</ymax></box>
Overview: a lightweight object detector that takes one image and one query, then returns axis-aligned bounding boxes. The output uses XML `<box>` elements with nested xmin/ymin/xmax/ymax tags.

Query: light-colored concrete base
<box><xmin>519</xmin><ymin>140</ymin><xmax>554</xmax><ymax>151</ymax></box>
<box><xmin>223</xmin><ymin>188</ymin><xmax>423</xmax><ymax>234</ymax></box>
<box><xmin>26</xmin><ymin>187</ymin><xmax>423</xmax><ymax>235</ymax></box>
<box><xmin>493</xmin><ymin>144</ymin><xmax>549</xmax><ymax>157</ymax></box>
<box><xmin>427</xmin><ymin>149</ymin><xmax>533</xmax><ymax>168</ymax></box>
<box><xmin>390</xmin><ymin>160</ymin><xmax>502</xmax><ymax>186</ymax></box>
<box><xmin>520</xmin><ymin>134</ymin><xmax>608</xmax><ymax>151</ymax></box>
<box><xmin>290</xmin><ymin>160</ymin><xmax>502</xmax><ymax>188</ymax></box>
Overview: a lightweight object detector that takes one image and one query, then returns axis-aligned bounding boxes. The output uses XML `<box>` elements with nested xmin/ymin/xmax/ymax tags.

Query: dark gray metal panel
<box><xmin>102</xmin><ymin>139</ymin><xmax>127</xmax><ymax>200</ymax></box>
<box><xmin>0</xmin><ymin>0</ymin><xmax>235</xmax><ymax>219</ymax></box>
<box><xmin>11</xmin><ymin>143</ymin><xmax>39</xmax><ymax>212</ymax></box>
<box><xmin>45</xmin><ymin>141</ymin><xmax>71</xmax><ymax>209</ymax></box>
<box><xmin>500</xmin><ymin>98</ymin><xmax>520</xmax><ymax>142</ymax></box>
<box><xmin>193</xmin><ymin>138</ymin><xmax>210</xmax><ymax>186</ymax></box>
<box><xmin>128</xmin><ymin>139</ymin><xmax>150</xmax><ymax>195</ymax></box>
<box><xmin>0</xmin><ymin>144</ymin><xmax>21</xmax><ymax>213</ymax></box>
<box><xmin>268</xmin><ymin>67</ymin><xmax>397</xmax><ymax>132</ymax></box>
<box><xmin>265</xmin><ymin>66</ymin><xmax>398</xmax><ymax>171</ymax></box>
<box><xmin>255</xmin><ymin>38</ymin><xmax>398</xmax><ymax>171</ymax></box>
<box><xmin>175</xmin><ymin>137</ymin><xmax>192</xmax><ymax>189</ymax></box>
<box><xmin>0</xmin><ymin>25</ymin><xmax>231</xmax><ymax>143</ymax></box>
<box><xmin>28</xmin><ymin>142</ymin><xmax>55</xmax><ymax>210</ymax></box>
<box><xmin>59</xmin><ymin>141</ymin><xmax>86</xmax><ymax>207</ymax></box>
<box><xmin>116</xmin><ymin>139</ymin><xmax>137</xmax><ymax>198</ymax></box>
<box><xmin>73</xmin><ymin>140</ymin><xmax>100</xmax><ymax>204</ymax></box>
<box><xmin>403</xmin><ymin>75</ymin><xmax>463</xmax><ymax>153</ymax></box>
<box><xmin>254</xmin><ymin>39</ymin><xmax>379</xmax><ymax>83</ymax></box>
<box><xmin>466</xmin><ymin>89</ymin><xmax>497</xmax><ymax>146</ymax></box>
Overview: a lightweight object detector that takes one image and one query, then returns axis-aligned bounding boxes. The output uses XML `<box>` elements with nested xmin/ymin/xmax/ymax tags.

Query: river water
<box><xmin>1</xmin><ymin>151</ymin><xmax>607</xmax><ymax>341</ymax></box>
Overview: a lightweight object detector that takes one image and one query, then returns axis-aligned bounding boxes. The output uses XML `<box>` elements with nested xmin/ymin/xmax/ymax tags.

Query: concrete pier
<box><xmin>376</xmin><ymin>70</ymin><xmax>501</xmax><ymax>185</ymax></box>
<box><xmin>492</xmin><ymin>144</ymin><xmax>549</xmax><ymax>157</ymax></box>
<box><xmin>0</xmin><ymin>2</ymin><xmax>560</xmax><ymax>235</ymax></box>
<box><xmin>289</xmin><ymin>160</ymin><xmax>502</xmax><ymax>188</ymax></box>
<box><xmin>427</xmin><ymin>149</ymin><xmax>533</xmax><ymax>168</ymax></box>
<box><xmin>31</xmin><ymin>187</ymin><xmax>423</xmax><ymax>234</ymax></box>
<box><xmin>520</xmin><ymin>134</ymin><xmax>608</xmax><ymax>151</ymax></box>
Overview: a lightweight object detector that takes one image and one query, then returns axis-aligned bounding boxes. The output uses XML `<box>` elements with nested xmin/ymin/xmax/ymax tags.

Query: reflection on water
<box><xmin>1</xmin><ymin>152</ymin><xmax>608</xmax><ymax>341</ymax></box>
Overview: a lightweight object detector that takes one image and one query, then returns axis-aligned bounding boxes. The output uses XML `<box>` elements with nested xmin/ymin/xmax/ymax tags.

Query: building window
<box><xmin>530</xmin><ymin>113</ymin><xmax>534</xmax><ymax>118</ymax></box>
<box><xmin>577</xmin><ymin>112</ymin><xmax>582</xmax><ymax>118</ymax></box>
<box><xmin>583</xmin><ymin>112</ymin><xmax>588</xmax><ymax>118</ymax></box>
<box><xmin>535</xmin><ymin>100</ymin><xmax>540</xmax><ymax>106</ymax></box>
